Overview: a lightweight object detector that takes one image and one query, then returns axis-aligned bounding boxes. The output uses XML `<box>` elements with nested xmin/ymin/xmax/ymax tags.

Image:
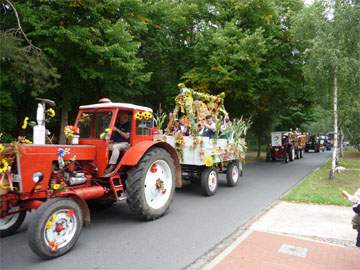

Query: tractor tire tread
<box><xmin>126</xmin><ymin>147</ymin><xmax>175</xmax><ymax>221</ymax></box>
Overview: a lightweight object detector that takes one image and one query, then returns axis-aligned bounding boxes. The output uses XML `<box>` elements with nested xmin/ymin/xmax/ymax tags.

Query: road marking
<box><xmin>278</xmin><ymin>243</ymin><xmax>308</xmax><ymax>258</ymax></box>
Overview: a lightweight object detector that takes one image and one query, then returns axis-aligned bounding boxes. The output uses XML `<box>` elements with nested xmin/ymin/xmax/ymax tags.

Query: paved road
<box><xmin>1</xmin><ymin>152</ymin><xmax>330</xmax><ymax>270</ymax></box>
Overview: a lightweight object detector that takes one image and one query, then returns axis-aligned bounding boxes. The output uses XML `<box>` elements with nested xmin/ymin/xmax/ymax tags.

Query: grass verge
<box><xmin>283</xmin><ymin>148</ymin><xmax>360</xmax><ymax>206</ymax></box>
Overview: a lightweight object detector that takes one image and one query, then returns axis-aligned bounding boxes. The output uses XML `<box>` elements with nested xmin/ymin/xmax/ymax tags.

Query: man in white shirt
<box><xmin>201</xmin><ymin>115</ymin><xmax>216</xmax><ymax>138</ymax></box>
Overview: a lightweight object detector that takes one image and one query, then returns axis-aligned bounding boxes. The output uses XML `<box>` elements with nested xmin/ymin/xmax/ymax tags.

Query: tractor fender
<box><xmin>117</xmin><ymin>141</ymin><xmax>182</xmax><ymax>188</ymax></box>
<box><xmin>66</xmin><ymin>194</ymin><xmax>91</xmax><ymax>226</ymax></box>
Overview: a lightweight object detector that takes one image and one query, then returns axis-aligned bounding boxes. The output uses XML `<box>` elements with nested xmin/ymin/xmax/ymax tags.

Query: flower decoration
<box><xmin>18</xmin><ymin>136</ymin><xmax>32</xmax><ymax>144</ymax></box>
<box><xmin>135</xmin><ymin>112</ymin><xmax>143</xmax><ymax>120</ymax></box>
<box><xmin>100</xmin><ymin>128</ymin><xmax>112</xmax><ymax>140</ymax></box>
<box><xmin>51</xmin><ymin>183</ymin><xmax>63</xmax><ymax>191</ymax></box>
<box><xmin>175</xmin><ymin>133</ymin><xmax>185</xmax><ymax>160</ymax></box>
<box><xmin>64</xmin><ymin>125</ymin><xmax>79</xmax><ymax>140</ymax></box>
<box><xmin>22</xmin><ymin>117</ymin><xmax>29</xmax><ymax>130</ymax></box>
<box><xmin>47</xmin><ymin>108</ymin><xmax>56</xmax><ymax>118</ymax></box>
<box><xmin>79</xmin><ymin>113</ymin><xmax>90</xmax><ymax>126</ymax></box>
<box><xmin>47</xmin><ymin>240</ymin><xmax>59</xmax><ymax>252</ymax></box>
<box><xmin>0</xmin><ymin>159</ymin><xmax>9</xmax><ymax>174</ymax></box>
<box><xmin>0</xmin><ymin>144</ymin><xmax>4</xmax><ymax>153</ymax></box>
<box><xmin>142</xmin><ymin>111</ymin><xmax>153</xmax><ymax>121</ymax></box>
<box><xmin>202</xmin><ymin>155</ymin><xmax>214</xmax><ymax>167</ymax></box>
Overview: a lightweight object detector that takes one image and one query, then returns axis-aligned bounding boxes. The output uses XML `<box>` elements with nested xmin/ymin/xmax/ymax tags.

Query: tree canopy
<box><xmin>0</xmin><ymin>0</ymin><xmax>359</xmax><ymax>151</ymax></box>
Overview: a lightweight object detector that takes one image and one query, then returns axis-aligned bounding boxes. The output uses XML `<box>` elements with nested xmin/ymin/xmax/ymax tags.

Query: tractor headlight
<box><xmin>32</xmin><ymin>172</ymin><xmax>44</xmax><ymax>183</ymax></box>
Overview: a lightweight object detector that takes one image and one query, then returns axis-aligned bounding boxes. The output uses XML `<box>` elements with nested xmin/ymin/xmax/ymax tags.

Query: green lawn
<box><xmin>283</xmin><ymin>148</ymin><xmax>360</xmax><ymax>206</ymax></box>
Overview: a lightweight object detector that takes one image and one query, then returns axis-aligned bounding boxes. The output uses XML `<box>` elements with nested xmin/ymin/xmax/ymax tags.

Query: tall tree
<box><xmin>4</xmin><ymin>0</ymin><xmax>150</xmax><ymax>142</ymax></box>
<box><xmin>293</xmin><ymin>0</ymin><xmax>360</xmax><ymax>178</ymax></box>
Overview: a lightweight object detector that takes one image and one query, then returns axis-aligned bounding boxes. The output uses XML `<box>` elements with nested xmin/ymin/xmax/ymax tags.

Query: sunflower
<box><xmin>0</xmin><ymin>159</ymin><xmax>9</xmax><ymax>174</ymax></box>
<box><xmin>142</xmin><ymin>111</ymin><xmax>152</xmax><ymax>121</ymax></box>
<box><xmin>0</xmin><ymin>144</ymin><xmax>4</xmax><ymax>153</ymax></box>
<box><xmin>100</xmin><ymin>128</ymin><xmax>111</xmax><ymax>139</ymax></box>
<box><xmin>47</xmin><ymin>108</ymin><xmax>56</xmax><ymax>118</ymax></box>
<box><xmin>22</xmin><ymin>117</ymin><xmax>29</xmax><ymax>129</ymax></box>
<box><xmin>135</xmin><ymin>112</ymin><xmax>143</xmax><ymax>120</ymax></box>
<box><xmin>202</xmin><ymin>156</ymin><xmax>214</xmax><ymax>167</ymax></box>
<box><xmin>18</xmin><ymin>136</ymin><xmax>32</xmax><ymax>144</ymax></box>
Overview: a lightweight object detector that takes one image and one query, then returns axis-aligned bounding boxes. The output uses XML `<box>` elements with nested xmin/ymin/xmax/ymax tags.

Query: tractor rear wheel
<box><xmin>201</xmin><ymin>167</ymin><xmax>218</xmax><ymax>196</ymax></box>
<box><xmin>0</xmin><ymin>207</ymin><xmax>26</xmax><ymax>238</ymax></box>
<box><xmin>226</xmin><ymin>161</ymin><xmax>240</xmax><ymax>187</ymax></box>
<box><xmin>28</xmin><ymin>198</ymin><xmax>83</xmax><ymax>259</ymax></box>
<box><xmin>126</xmin><ymin>147</ymin><xmax>175</xmax><ymax>220</ymax></box>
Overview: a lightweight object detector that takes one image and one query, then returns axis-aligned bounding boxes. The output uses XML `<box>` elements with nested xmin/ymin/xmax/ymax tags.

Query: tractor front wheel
<box><xmin>28</xmin><ymin>198</ymin><xmax>83</xmax><ymax>259</ymax></box>
<box><xmin>126</xmin><ymin>147</ymin><xmax>176</xmax><ymax>220</ymax></box>
<box><xmin>0</xmin><ymin>207</ymin><xmax>26</xmax><ymax>238</ymax></box>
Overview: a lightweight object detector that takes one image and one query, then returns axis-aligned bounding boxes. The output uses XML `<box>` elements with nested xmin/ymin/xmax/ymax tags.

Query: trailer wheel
<box><xmin>126</xmin><ymin>147</ymin><xmax>175</xmax><ymax>220</ymax></box>
<box><xmin>226</xmin><ymin>162</ymin><xmax>240</xmax><ymax>187</ymax></box>
<box><xmin>0</xmin><ymin>207</ymin><xmax>26</xmax><ymax>238</ymax></box>
<box><xmin>201</xmin><ymin>168</ymin><xmax>218</xmax><ymax>196</ymax></box>
<box><xmin>28</xmin><ymin>198</ymin><xmax>83</xmax><ymax>259</ymax></box>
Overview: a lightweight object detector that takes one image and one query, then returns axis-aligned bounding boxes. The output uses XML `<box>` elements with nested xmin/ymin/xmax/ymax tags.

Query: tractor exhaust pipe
<box><xmin>71</xmin><ymin>186</ymin><xmax>106</xmax><ymax>200</ymax></box>
<box><xmin>33</xmin><ymin>98</ymin><xmax>56</xmax><ymax>145</ymax></box>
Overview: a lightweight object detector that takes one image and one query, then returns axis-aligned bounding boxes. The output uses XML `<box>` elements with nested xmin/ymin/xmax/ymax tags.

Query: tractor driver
<box><xmin>105</xmin><ymin>112</ymin><xmax>131</xmax><ymax>175</ymax></box>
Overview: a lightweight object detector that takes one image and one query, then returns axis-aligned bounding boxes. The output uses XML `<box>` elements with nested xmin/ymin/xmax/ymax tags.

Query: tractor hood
<box><xmin>15</xmin><ymin>144</ymin><xmax>96</xmax><ymax>193</ymax></box>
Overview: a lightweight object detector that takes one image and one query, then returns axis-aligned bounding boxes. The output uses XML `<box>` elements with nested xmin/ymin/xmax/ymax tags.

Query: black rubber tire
<box><xmin>226</xmin><ymin>161</ymin><xmax>240</xmax><ymax>187</ymax></box>
<box><xmin>28</xmin><ymin>198</ymin><xmax>83</xmax><ymax>259</ymax></box>
<box><xmin>126</xmin><ymin>147</ymin><xmax>176</xmax><ymax>220</ymax></box>
<box><xmin>289</xmin><ymin>147</ymin><xmax>295</xmax><ymax>162</ymax></box>
<box><xmin>0</xmin><ymin>209</ymin><xmax>26</xmax><ymax>238</ymax></box>
<box><xmin>284</xmin><ymin>152</ymin><xmax>289</xmax><ymax>163</ymax></box>
<box><xmin>201</xmin><ymin>167</ymin><xmax>218</xmax><ymax>196</ymax></box>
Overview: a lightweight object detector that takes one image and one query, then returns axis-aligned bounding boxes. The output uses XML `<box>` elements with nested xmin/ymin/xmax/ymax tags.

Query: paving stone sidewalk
<box><xmin>206</xmin><ymin>202</ymin><xmax>360</xmax><ymax>270</ymax></box>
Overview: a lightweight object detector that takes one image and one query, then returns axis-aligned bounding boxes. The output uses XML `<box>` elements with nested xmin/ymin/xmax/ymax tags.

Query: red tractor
<box><xmin>0</xmin><ymin>99</ymin><xmax>180</xmax><ymax>258</ymax></box>
<box><xmin>266</xmin><ymin>131</ymin><xmax>297</xmax><ymax>163</ymax></box>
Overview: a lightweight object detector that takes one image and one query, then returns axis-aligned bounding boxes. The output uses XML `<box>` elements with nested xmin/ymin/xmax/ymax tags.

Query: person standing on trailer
<box><xmin>201</xmin><ymin>115</ymin><xmax>216</xmax><ymax>138</ymax></box>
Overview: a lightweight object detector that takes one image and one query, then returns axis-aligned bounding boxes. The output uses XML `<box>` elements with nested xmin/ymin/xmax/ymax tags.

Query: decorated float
<box><xmin>154</xmin><ymin>84</ymin><xmax>250</xmax><ymax>196</ymax></box>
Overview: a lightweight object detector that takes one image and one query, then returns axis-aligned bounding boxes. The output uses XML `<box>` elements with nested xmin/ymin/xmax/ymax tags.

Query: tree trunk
<box><xmin>59</xmin><ymin>108</ymin><xmax>68</xmax><ymax>144</ymax></box>
<box><xmin>329</xmin><ymin>69</ymin><xmax>338</xmax><ymax>179</ymax></box>
<box><xmin>256</xmin><ymin>134</ymin><xmax>261</xmax><ymax>159</ymax></box>
<box><xmin>339</xmin><ymin>129</ymin><xmax>344</xmax><ymax>158</ymax></box>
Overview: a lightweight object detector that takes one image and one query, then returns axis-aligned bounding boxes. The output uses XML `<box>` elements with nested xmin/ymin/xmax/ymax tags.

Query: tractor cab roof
<box><xmin>79</xmin><ymin>102</ymin><xmax>152</xmax><ymax>112</ymax></box>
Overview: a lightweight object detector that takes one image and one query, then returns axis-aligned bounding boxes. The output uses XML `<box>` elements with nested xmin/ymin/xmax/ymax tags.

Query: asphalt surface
<box><xmin>0</xmin><ymin>152</ymin><xmax>330</xmax><ymax>270</ymax></box>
